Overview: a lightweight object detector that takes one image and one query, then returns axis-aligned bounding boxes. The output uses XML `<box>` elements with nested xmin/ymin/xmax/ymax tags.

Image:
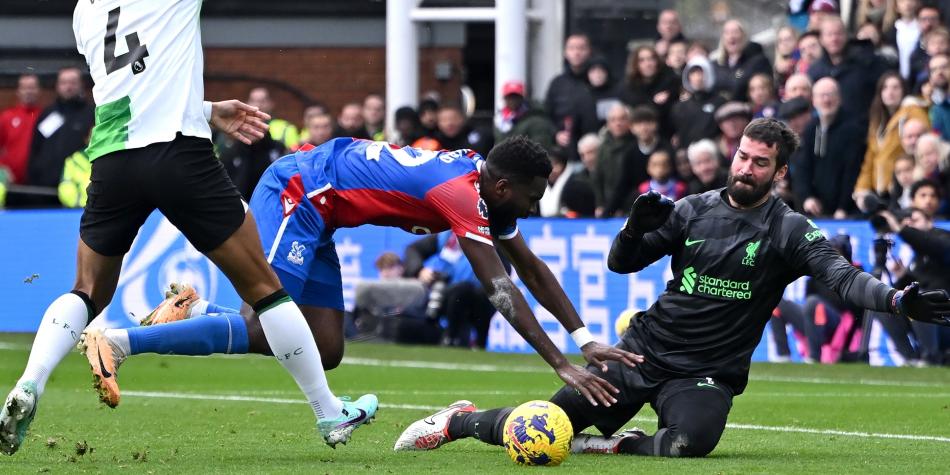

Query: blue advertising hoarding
<box><xmin>0</xmin><ymin>209</ymin><xmax>938</xmax><ymax>365</ymax></box>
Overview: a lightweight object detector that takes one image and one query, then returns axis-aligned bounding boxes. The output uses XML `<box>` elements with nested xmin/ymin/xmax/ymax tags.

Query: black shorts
<box><xmin>549</xmin><ymin>341</ymin><xmax>734</xmax><ymax>436</ymax></box>
<box><xmin>80</xmin><ymin>134</ymin><xmax>246</xmax><ymax>256</ymax></box>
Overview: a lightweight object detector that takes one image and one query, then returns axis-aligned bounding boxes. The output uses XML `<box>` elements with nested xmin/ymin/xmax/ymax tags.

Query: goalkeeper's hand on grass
<box><xmin>892</xmin><ymin>282</ymin><xmax>950</xmax><ymax>326</ymax></box>
<box><xmin>623</xmin><ymin>190</ymin><xmax>674</xmax><ymax>236</ymax></box>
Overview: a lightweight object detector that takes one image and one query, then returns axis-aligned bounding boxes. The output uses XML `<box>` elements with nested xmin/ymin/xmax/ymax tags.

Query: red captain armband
<box><xmin>297</xmin><ymin>143</ymin><xmax>316</xmax><ymax>152</ymax></box>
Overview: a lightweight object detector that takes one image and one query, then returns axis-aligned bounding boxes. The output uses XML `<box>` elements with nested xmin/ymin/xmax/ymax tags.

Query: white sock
<box><xmin>103</xmin><ymin>329</ymin><xmax>131</xmax><ymax>358</ymax></box>
<box><xmin>18</xmin><ymin>293</ymin><xmax>92</xmax><ymax>396</ymax></box>
<box><xmin>188</xmin><ymin>299</ymin><xmax>210</xmax><ymax>318</ymax></box>
<box><xmin>257</xmin><ymin>300</ymin><xmax>343</xmax><ymax>420</ymax></box>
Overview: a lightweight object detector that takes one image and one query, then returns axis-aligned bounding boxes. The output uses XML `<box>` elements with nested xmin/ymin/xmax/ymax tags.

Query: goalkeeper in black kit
<box><xmin>393</xmin><ymin>118</ymin><xmax>950</xmax><ymax>457</ymax></box>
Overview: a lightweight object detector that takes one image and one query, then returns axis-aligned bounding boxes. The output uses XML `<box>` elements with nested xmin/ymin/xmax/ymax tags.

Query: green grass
<box><xmin>0</xmin><ymin>333</ymin><xmax>947</xmax><ymax>474</ymax></box>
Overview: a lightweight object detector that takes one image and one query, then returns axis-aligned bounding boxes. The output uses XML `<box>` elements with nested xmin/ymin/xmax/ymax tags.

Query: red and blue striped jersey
<box><xmin>291</xmin><ymin>138</ymin><xmax>517</xmax><ymax>245</ymax></box>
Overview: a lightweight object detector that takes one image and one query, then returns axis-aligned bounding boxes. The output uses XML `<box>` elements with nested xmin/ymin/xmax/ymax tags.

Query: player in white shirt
<box><xmin>0</xmin><ymin>0</ymin><xmax>376</xmax><ymax>455</ymax></box>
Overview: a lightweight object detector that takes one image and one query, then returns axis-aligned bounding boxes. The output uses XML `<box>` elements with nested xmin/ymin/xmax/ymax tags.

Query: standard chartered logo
<box><xmin>679</xmin><ymin>266</ymin><xmax>751</xmax><ymax>300</ymax></box>
<box><xmin>680</xmin><ymin>267</ymin><xmax>697</xmax><ymax>294</ymax></box>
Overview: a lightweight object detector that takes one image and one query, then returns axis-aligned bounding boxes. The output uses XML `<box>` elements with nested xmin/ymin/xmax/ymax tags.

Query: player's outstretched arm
<box><xmin>607</xmin><ymin>190</ymin><xmax>676</xmax><ymax>274</ymax></box>
<box><xmin>208</xmin><ymin>100</ymin><xmax>271</xmax><ymax>145</ymax></box>
<box><xmin>497</xmin><ymin>233</ymin><xmax>643</xmax><ymax>370</ymax></box>
<box><xmin>458</xmin><ymin>235</ymin><xmax>620</xmax><ymax>407</ymax></box>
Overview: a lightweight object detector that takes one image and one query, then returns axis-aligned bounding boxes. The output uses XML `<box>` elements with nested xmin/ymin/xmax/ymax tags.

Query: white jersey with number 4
<box><xmin>73</xmin><ymin>0</ymin><xmax>210</xmax><ymax>161</ymax></box>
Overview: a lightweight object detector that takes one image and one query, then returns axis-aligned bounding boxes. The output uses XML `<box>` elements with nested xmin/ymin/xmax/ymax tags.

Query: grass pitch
<box><xmin>0</xmin><ymin>333</ymin><xmax>947</xmax><ymax>474</ymax></box>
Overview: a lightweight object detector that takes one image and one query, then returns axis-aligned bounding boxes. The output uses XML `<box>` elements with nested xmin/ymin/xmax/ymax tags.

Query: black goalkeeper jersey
<box><xmin>609</xmin><ymin>189</ymin><xmax>895</xmax><ymax>394</ymax></box>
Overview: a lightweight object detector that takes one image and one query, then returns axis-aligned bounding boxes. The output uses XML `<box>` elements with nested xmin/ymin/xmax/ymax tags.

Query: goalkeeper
<box><xmin>393</xmin><ymin>118</ymin><xmax>950</xmax><ymax>457</ymax></box>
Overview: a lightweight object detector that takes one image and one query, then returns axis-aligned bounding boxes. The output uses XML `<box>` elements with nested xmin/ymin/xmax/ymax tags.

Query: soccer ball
<box><xmin>502</xmin><ymin>400</ymin><xmax>573</xmax><ymax>466</ymax></box>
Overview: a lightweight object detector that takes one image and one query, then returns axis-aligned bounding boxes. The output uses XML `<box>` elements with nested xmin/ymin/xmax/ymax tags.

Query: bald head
<box><xmin>784</xmin><ymin>73</ymin><xmax>813</xmax><ymax>102</ymax></box>
<box><xmin>820</xmin><ymin>16</ymin><xmax>847</xmax><ymax>59</ymax></box>
<box><xmin>900</xmin><ymin>118</ymin><xmax>929</xmax><ymax>155</ymax></box>
<box><xmin>812</xmin><ymin>77</ymin><xmax>840</xmax><ymax>119</ymax></box>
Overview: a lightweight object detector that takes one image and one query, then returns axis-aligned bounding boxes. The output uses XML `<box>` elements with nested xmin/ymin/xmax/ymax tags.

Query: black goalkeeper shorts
<box><xmin>549</xmin><ymin>340</ymin><xmax>734</xmax><ymax>437</ymax></box>
<box><xmin>80</xmin><ymin>134</ymin><xmax>246</xmax><ymax>256</ymax></box>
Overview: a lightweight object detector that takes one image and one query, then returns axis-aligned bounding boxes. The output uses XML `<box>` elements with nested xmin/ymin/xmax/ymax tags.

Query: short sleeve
<box><xmin>426</xmin><ymin>172</ymin><xmax>494</xmax><ymax>246</ymax></box>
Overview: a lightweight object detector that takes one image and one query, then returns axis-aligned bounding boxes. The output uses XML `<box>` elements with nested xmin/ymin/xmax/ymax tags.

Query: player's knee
<box><xmin>664</xmin><ymin>426</ymin><xmax>722</xmax><ymax>457</ymax></box>
<box><xmin>320</xmin><ymin>347</ymin><xmax>343</xmax><ymax>370</ymax></box>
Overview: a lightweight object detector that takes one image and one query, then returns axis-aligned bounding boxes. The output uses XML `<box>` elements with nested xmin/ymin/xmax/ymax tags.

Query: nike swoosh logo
<box><xmin>685</xmin><ymin>238</ymin><xmax>705</xmax><ymax>247</ymax></box>
<box><xmin>97</xmin><ymin>351</ymin><xmax>112</xmax><ymax>379</ymax></box>
<box><xmin>347</xmin><ymin>409</ymin><xmax>368</xmax><ymax>426</ymax></box>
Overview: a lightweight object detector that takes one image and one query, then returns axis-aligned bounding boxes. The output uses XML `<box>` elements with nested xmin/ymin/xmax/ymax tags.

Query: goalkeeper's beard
<box><xmin>726</xmin><ymin>172</ymin><xmax>774</xmax><ymax>207</ymax></box>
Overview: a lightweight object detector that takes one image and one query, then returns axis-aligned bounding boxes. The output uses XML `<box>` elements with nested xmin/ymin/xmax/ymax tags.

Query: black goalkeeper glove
<box><xmin>623</xmin><ymin>190</ymin><xmax>674</xmax><ymax>236</ymax></box>
<box><xmin>892</xmin><ymin>282</ymin><xmax>950</xmax><ymax>326</ymax></box>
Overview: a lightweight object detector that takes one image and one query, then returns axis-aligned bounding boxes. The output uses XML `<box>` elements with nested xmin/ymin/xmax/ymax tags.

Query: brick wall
<box><xmin>1</xmin><ymin>46</ymin><xmax>463</xmax><ymax>130</ymax></box>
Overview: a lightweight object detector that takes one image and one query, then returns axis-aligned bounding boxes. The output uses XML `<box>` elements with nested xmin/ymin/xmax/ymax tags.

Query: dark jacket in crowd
<box><xmin>618</xmin><ymin>67</ymin><xmax>680</xmax><ymax>139</ymax></box>
<box><xmin>686</xmin><ymin>168</ymin><xmax>727</xmax><ymax>196</ymax></box>
<box><xmin>26</xmin><ymin>97</ymin><xmax>94</xmax><ymax>207</ymax></box>
<box><xmin>592</xmin><ymin>132</ymin><xmax>636</xmax><ymax>215</ymax></box>
<box><xmin>807</xmin><ymin>39</ymin><xmax>890</xmax><ymax>126</ymax></box>
<box><xmin>894</xmin><ymin>226</ymin><xmax>950</xmax><ymax>293</ymax></box>
<box><xmin>609</xmin><ymin>140</ymin><xmax>674</xmax><ymax>214</ymax></box>
<box><xmin>333</xmin><ymin>125</ymin><xmax>370</xmax><ymax>140</ymax></box>
<box><xmin>573</xmin><ymin>55</ymin><xmax>621</xmax><ymax>134</ymax></box>
<box><xmin>494</xmin><ymin>101</ymin><xmax>556</xmax><ymax>151</ymax></box>
<box><xmin>791</xmin><ymin>114</ymin><xmax>866</xmax><ymax>215</ymax></box>
<box><xmin>560</xmin><ymin>167</ymin><xmax>597</xmax><ymax>217</ymax></box>
<box><xmin>672</xmin><ymin>56</ymin><xmax>725</xmax><ymax>149</ymax></box>
<box><xmin>714</xmin><ymin>41</ymin><xmax>773</xmax><ymax>102</ymax></box>
<box><xmin>544</xmin><ymin>62</ymin><xmax>590</xmax><ymax>131</ymax></box>
<box><xmin>216</xmin><ymin>132</ymin><xmax>284</xmax><ymax>200</ymax></box>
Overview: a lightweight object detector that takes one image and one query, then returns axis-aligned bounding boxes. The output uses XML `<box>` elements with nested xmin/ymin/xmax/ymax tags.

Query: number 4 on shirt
<box><xmin>104</xmin><ymin>7</ymin><xmax>149</xmax><ymax>75</ymax></box>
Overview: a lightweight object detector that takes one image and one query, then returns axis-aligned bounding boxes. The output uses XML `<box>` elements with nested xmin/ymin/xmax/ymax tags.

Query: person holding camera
<box><xmin>876</xmin><ymin>207</ymin><xmax>950</xmax><ymax>365</ymax></box>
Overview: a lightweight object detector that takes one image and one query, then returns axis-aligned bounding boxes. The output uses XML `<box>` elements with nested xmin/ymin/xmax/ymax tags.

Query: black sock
<box><xmin>447</xmin><ymin>408</ymin><xmax>513</xmax><ymax>446</ymax></box>
<box><xmin>618</xmin><ymin>428</ymin><xmax>665</xmax><ymax>456</ymax></box>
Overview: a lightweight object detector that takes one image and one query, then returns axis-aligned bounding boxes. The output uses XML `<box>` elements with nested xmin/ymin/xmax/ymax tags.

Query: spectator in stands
<box><xmin>877</xmin><ymin>205</ymin><xmax>950</xmax><ymax>365</ymax></box>
<box><xmin>638</xmin><ymin>149</ymin><xmax>686</xmax><ymax>200</ymax></box>
<box><xmin>216</xmin><ymin>122</ymin><xmax>283</xmax><ymax>200</ymax></box>
<box><xmin>0</xmin><ymin>74</ymin><xmax>41</xmax><ymax>185</ymax></box>
<box><xmin>494</xmin><ymin>80</ymin><xmax>556</xmax><ymax>150</ymax></box>
<box><xmin>927</xmin><ymin>53</ymin><xmax>950</xmax><ymax>140</ymax></box>
<box><xmin>713</xmin><ymin>101</ymin><xmax>752</xmax><ymax>162</ymax></box>
<box><xmin>57</xmin><ymin>145</ymin><xmax>90</xmax><ymax>209</ymax></box>
<box><xmin>674</xmin><ymin>148</ymin><xmax>693</xmax><ymax>182</ymax></box>
<box><xmin>560</xmin><ymin>133</ymin><xmax>598</xmax><ymax>217</ymax></box>
<box><xmin>855</xmin><ymin>0</ymin><xmax>898</xmax><ymax>36</ymax></box>
<box><xmin>915</xmin><ymin>27</ymin><xmax>950</xmax><ymax>92</ymax></box>
<box><xmin>899</xmin><ymin>116</ymin><xmax>929</xmax><ymax>158</ymax></box>
<box><xmin>807</xmin><ymin>0</ymin><xmax>841</xmax><ymax>32</ymax></box>
<box><xmin>418</xmin><ymin>98</ymin><xmax>440</xmax><ymax>138</ymax></box>
<box><xmin>793</xmin><ymin>77</ymin><xmax>866</xmax><ymax>218</ymax></box>
<box><xmin>435</xmin><ymin>105</ymin><xmax>489</xmax><ymax>154</ymax></box>
<box><xmin>334</xmin><ymin>102</ymin><xmax>370</xmax><ymax>139</ymax></box>
<box><xmin>856</xmin><ymin>21</ymin><xmax>899</xmax><ymax>70</ymax></box>
<box><xmin>296</xmin><ymin>103</ymin><xmax>329</xmax><ymax>146</ymax></box>
<box><xmin>592</xmin><ymin>104</ymin><xmax>635</xmax><ymax>217</ymax></box>
<box><xmin>539</xmin><ymin>148</ymin><xmax>574</xmax><ymax>218</ymax></box>
<box><xmin>886</xmin><ymin>0</ymin><xmax>922</xmax><ymax>81</ymax></box>
<box><xmin>909</xmin><ymin>3</ymin><xmax>946</xmax><ymax>91</ymax></box>
<box><xmin>774</xmin><ymin>26</ymin><xmax>800</xmax><ymax>93</ymax></box>
<box><xmin>795</xmin><ymin>31</ymin><xmax>823</xmax><ymax>75</ymax></box>
<box><xmin>610</xmin><ymin>106</ymin><xmax>673</xmax><ymax>214</ymax></box>
<box><xmin>783</xmin><ymin>73</ymin><xmax>814</xmax><ymax>102</ymax></box>
<box><xmin>909</xmin><ymin>178</ymin><xmax>943</xmax><ymax>218</ymax></box>
<box><xmin>654</xmin><ymin>9</ymin><xmax>686</xmax><ymax>58</ymax></box>
<box><xmin>777</xmin><ymin>96</ymin><xmax>814</xmax><ymax>136</ymax></box>
<box><xmin>665</xmin><ymin>39</ymin><xmax>689</xmax><ymax>77</ymax></box>
<box><xmin>26</xmin><ymin>67</ymin><xmax>93</xmax><ymax>208</ymax></box>
<box><xmin>685</xmin><ymin>138</ymin><xmax>726</xmax><ymax>195</ymax></box>
<box><xmin>575</xmin><ymin>55</ymin><xmax>620</xmax><ymax>132</ymax></box>
<box><xmin>686</xmin><ymin>41</ymin><xmax>710</xmax><ymax>62</ymax></box>
<box><xmin>362</xmin><ymin>94</ymin><xmax>386</xmax><ymax>141</ymax></box>
<box><xmin>714</xmin><ymin>19</ymin><xmax>773</xmax><ymax>102</ymax></box>
<box><xmin>889</xmin><ymin>154</ymin><xmax>918</xmax><ymax>209</ymax></box>
<box><xmin>855</xmin><ymin>71</ymin><xmax>930</xmax><ymax>210</ymax></box>
<box><xmin>298</xmin><ymin>112</ymin><xmax>334</xmax><ymax>149</ymax></box>
<box><xmin>748</xmin><ymin>73</ymin><xmax>780</xmax><ymax>119</ymax></box>
<box><xmin>808</xmin><ymin>16</ymin><xmax>889</xmax><ymax>125</ymax></box>
<box><xmin>912</xmin><ymin>132</ymin><xmax>949</xmax><ymax>184</ymax></box>
<box><xmin>393</xmin><ymin>106</ymin><xmax>421</xmax><ymax>147</ymax></box>
<box><xmin>545</xmin><ymin>33</ymin><xmax>594</xmax><ymax>149</ymax></box>
<box><xmin>672</xmin><ymin>55</ymin><xmax>724</xmax><ymax>150</ymax></box>
<box><xmin>619</xmin><ymin>45</ymin><xmax>680</xmax><ymax>140</ymax></box>
<box><xmin>247</xmin><ymin>87</ymin><xmax>297</xmax><ymax>151</ymax></box>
